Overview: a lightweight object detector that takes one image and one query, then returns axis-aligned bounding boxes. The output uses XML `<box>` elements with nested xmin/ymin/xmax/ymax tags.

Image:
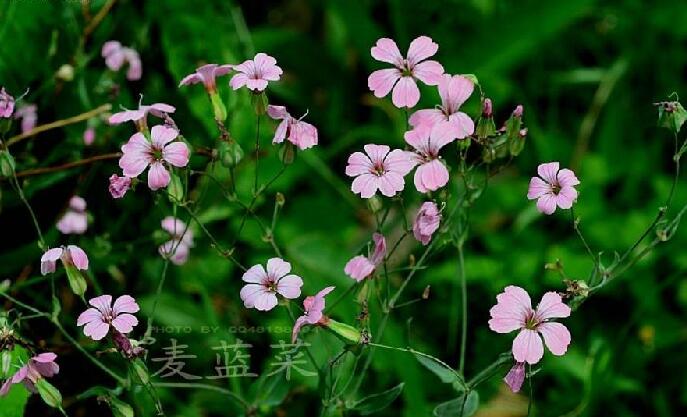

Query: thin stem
<box><xmin>8</xmin><ymin>171</ymin><xmax>45</xmax><ymax>247</ymax></box>
<box><xmin>253</xmin><ymin>114</ymin><xmax>261</xmax><ymax>195</ymax></box>
<box><xmin>6</xmin><ymin>104</ymin><xmax>112</xmax><ymax>146</ymax></box>
<box><xmin>145</xmin><ymin>259</ymin><xmax>170</xmax><ymax>339</ymax></box>
<box><xmin>570</xmin><ymin>207</ymin><xmax>595</xmax><ymax>263</ymax></box>
<box><xmin>458</xmin><ymin>242</ymin><xmax>467</xmax><ymax>375</ymax></box>
<box><xmin>152</xmin><ymin>382</ymin><xmax>249</xmax><ymax>410</ymax></box>
<box><xmin>13</xmin><ymin>152</ymin><xmax>121</xmax><ymax>178</ymax></box>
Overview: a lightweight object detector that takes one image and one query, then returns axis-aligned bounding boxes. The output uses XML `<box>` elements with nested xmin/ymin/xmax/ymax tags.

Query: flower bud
<box><xmin>56</xmin><ymin>64</ymin><xmax>74</xmax><ymax>82</ymax></box>
<box><xmin>326</xmin><ymin>319</ymin><xmax>362</xmax><ymax>344</ymax></box>
<box><xmin>251</xmin><ymin>92</ymin><xmax>268</xmax><ymax>115</ymax></box>
<box><xmin>64</xmin><ymin>264</ymin><xmax>87</xmax><ymax>298</ymax></box>
<box><xmin>109</xmin><ymin>175</ymin><xmax>132</xmax><ymax>199</ymax></box>
<box><xmin>482</xmin><ymin>98</ymin><xmax>493</xmax><ymax>118</ymax></box>
<box><xmin>0</xmin><ymin>88</ymin><xmax>15</xmax><ymax>118</ymax></box>
<box><xmin>509</xmin><ymin>127</ymin><xmax>527</xmax><ymax>157</ymax></box>
<box><xmin>512</xmin><ymin>104</ymin><xmax>524</xmax><ymax>118</ymax></box>
<box><xmin>112</xmin><ymin>330</ymin><xmax>145</xmax><ymax>359</ymax></box>
<box><xmin>0</xmin><ymin>149</ymin><xmax>16</xmax><ymax>178</ymax></box>
<box><xmin>1</xmin><ymin>350</ymin><xmax>11</xmax><ymax>375</ymax></box>
<box><xmin>506</xmin><ymin>105</ymin><xmax>525</xmax><ymax>156</ymax></box>
<box><xmin>167</xmin><ymin>172</ymin><xmax>184</xmax><ymax>203</ymax></box>
<box><xmin>218</xmin><ymin>140</ymin><xmax>244</xmax><ymax>167</ymax></box>
<box><xmin>35</xmin><ymin>379</ymin><xmax>63</xmax><ymax>410</ymax></box>
<box><xmin>656</xmin><ymin>100</ymin><xmax>687</xmax><ymax>134</ymax></box>
<box><xmin>476</xmin><ymin>98</ymin><xmax>496</xmax><ymax>140</ymax></box>
<box><xmin>280</xmin><ymin>142</ymin><xmax>295</xmax><ymax>165</ymax></box>
<box><xmin>367</xmin><ymin>196</ymin><xmax>383</xmax><ymax>213</ymax></box>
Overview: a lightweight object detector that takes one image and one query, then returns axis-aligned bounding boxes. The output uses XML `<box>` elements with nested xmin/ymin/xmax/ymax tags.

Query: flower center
<box><xmin>150</xmin><ymin>145</ymin><xmax>163</xmax><ymax>161</ymax></box>
<box><xmin>524</xmin><ymin>312</ymin><xmax>539</xmax><ymax>330</ymax></box>
<box><xmin>263</xmin><ymin>278</ymin><xmax>277</xmax><ymax>292</ymax></box>
<box><xmin>371</xmin><ymin>163</ymin><xmax>387</xmax><ymax>176</ymax></box>
<box><xmin>550</xmin><ymin>182</ymin><xmax>561</xmax><ymax>195</ymax></box>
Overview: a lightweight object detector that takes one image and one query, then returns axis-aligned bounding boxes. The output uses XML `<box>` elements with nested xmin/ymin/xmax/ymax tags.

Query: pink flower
<box><xmin>83</xmin><ymin>127</ymin><xmax>95</xmax><ymax>145</ymax></box>
<box><xmin>108</xmin><ymin>102</ymin><xmax>176</xmax><ymax>126</ymax></box>
<box><xmin>413</xmin><ymin>202</ymin><xmax>441</xmax><ymax>245</ymax></box>
<box><xmin>527</xmin><ymin>162</ymin><xmax>580</xmax><ymax>215</ymax></box>
<box><xmin>158</xmin><ymin>216</ymin><xmax>194</xmax><ymax>265</ymax></box>
<box><xmin>230</xmin><ymin>53</ymin><xmax>282</xmax><ymax>92</ymax></box>
<box><xmin>102</xmin><ymin>41</ymin><xmax>142</xmax><ymax>81</ymax></box>
<box><xmin>179</xmin><ymin>64</ymin><xmax>234</xmax><ymax>92</ymax></box>
<box><xmin>56</xmin><ymin>196</ymin><xmax>88</xmax><ymax>235</ymax></box>
<box><xmin>77</xmin><ymin>295</ymin><xmax>140</xmax><ymax>341</ymax></box>
<box><xmin>40</xmin><ymin>245</ymin><xmax>89</xmax><ymax>275</ymax></box>
<box><xmin>504</xmin><ymin>362</ymin><xmax>526</xmax><ymax>393</ymax></box>
<box><xmin>240</xmin><ymin>258</ymin><xmax>303</xmax><ymax>311</ymax></box>
<box><xmin>368</xmin><ymin>36</ymin><xmax>444</xmax><ymax>108</ymax></box>
<box><xmin>292</xmin><ymin>286</ymin><xmax>335</xmax><ymax>343</ymax></box>
<box><xmin>266</xmin><ymin>105</ymin><xmax>318</xmax><ymax>150</ymax></box>
<box><xmin>118</xmin><ymin>125</ymin><xmax>190</xmax><ymax>191</ymax></box>
<box><xmin>0</xmin><ymin>353</ymin><xmax>59</xmax><ymax>396</ymax></box>
<box><xmin>409</xmin><ymin>74</ymin><xmax>474</xmax><ymax>140</ymax></box>
<box><xmin>0</xmin><ymin>88</ymin><xmax>14</xmax><ymax>118</ymax></box>
<box><xmin>14</xmin><ymin>104</ymin><xmax>37</xmax><ymax>133</ymax></box>
<box><xmin>404</xmin><ymin>123</ymin><xmax>454</xmax><ymax>192</ymax></box>
<box><xmin>344</xmin><ymin>233</ymin><xmax>386</xmax><ymax>281</ymax></box>
<box><xmin>488</xmin><ymin>286</ymin><xmax>571</xmax><ymax>364</ymax></box>
<box><xmin>108</xmin><ymin>175</ymin><xmax>132</xmax><ymax>199</ymax></box>
<box><xmin>345</xmin><ymin>144</ymin><xmax>416</xmax><ymax>198</ymax></box>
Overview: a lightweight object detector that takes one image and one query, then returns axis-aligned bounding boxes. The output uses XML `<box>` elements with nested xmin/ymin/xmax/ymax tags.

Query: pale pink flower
<box><xmin>488</xmin><ymin>286</ymin><xmax>571</xmax><ymax>364</ymax></box>
<box><xmin>266</xmin><ymin>105</ymin><xmax>318</xmax><ymax>150</ymax></box>
<box><xmin>292</xmin><ymin>286</ymin><xmax>335</xmax><ymax>343</ymax></box>
<box><xmin>108</xmin><ymin>174</ymin><xmax>132</xmax><ymax>199</ymax></box>
<box><xmin>368</xmin><ymin>36</ymin><xmax>444</xmax><ymax>108</ymax></box>
<box><xmin>83</xmin><ymin>127</ymin><xmax>95</xmax><ymax>145</ymax></box>
<box><xmin>240</xmin><ymin>258</ymin><xmax>303</xmax><ymax>311</ymax></box>
<box><xmin>404</xmin><ymin>123</ymin><xmax>454</xmax><ymax>192</ymax></box>
<box><xmin>344</xmin><ymin>233</ymin><xmax>386</xmax><ymax>281</ymax></box>
<box><xmin>108</xmin><ymin>102</ymin><xmax>175</xmax><ymax>126</ymax></box>
<box><xmin>504</xmin><ymin>362</ymin><xmax>526</xmax><ymax>393</ymax></box>
<box><xmin>413</xmin><ymin>202</ymin><xmax>441</xmax><ymax>245</ymax></box>
<box><xmin>158</xmin><ymin>216</ymin><xmax>194</xmax><ymax>265</ymax></box>
<box><xmin>77</xmin><ymin>295</ymin><xmax>140</xmax><ymax>341</ymax></box>
<box><xmin>102</xmin><ymin>41</ymin><xmax>142</xmax><ymax>81</ymax></box>
<box><xmin>0</xmin><ymin>87</ymin><xmax>14</xmax><ymax>118</ymax></box>
<box><xmin>14</xmin><ymin>104</ymin><xmax>37</xmax><ymax>133</ymax></box>
<box><xmin>179</xmin><ymin>64</ymin><xmax>234</xmax><ymax>92</ymax></box>
<box><xmin>40</xmin><ymin>245</ymin><xmax>89</xmax><ymax>275</ymax></box>
<box><xmin>230</xmin><ymin>53</ymin><xmax>282</xmax><ymax>92</ymax></box>
<box><xmin>345</xmin><ymin>144</ymin><xmax>416</xmax><ymax>198</ymax></box>
<box><xmin>118</xmin><ymin>125</ymin><xmax>190</xmax><ymax>191</ymax></box>
<box><xmin>527</xmin><ymin>162</ymin><xmax>580</xmax><ymax>215</ymax></box>
<box><xmin>409</xmin><ymin>74</ymin><xmax>474</xmax><ymax>140</ymax></box>
<box><xmin>0</xmin><ymin>353</ymin><xmax>59</xmax><ymax>396</ymax></box>
<box><xmin>56</xmin><ymin>196</ymin><xmax>88</xmax><ymax>235</ymax></box>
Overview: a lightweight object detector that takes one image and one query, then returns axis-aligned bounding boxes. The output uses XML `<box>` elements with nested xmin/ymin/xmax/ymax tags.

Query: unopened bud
<box><xmin>482</xmin><ymin>98</ymin><xmax>493</xmax><ymax>117</ymax></box>
<box><xmin>210</xmin><ymin>92</ymin><xmax>228</xmax><ymax>122</ymax></box>
<box><xmin>367</xmin><ymin>196</ymin><xmax>383</xmax><ymax>213</ymax></box>
<box><xmin>513</xmin><ymin>104</ymin><xmax>524</xmax><ymax>118</ymax></box>
<box><xmin>251</xmin><ymin>92</ymin><xmax>268</xmax><ymax>116</ymax></box>
<box><xmin>166</xmin><ymin>173</ymin><xmax>184</xmax><ymax>203</ymax></box>
<box><xmin>280</xmin><ymin>142</ymin><xmax>295</xmax><ymax>165</ymax></box>
<box><xmin>0</xmin><ymin>150</ymin><xmax>16</xmax><ymax>178</ymax></box>
<box><xmin>1</xmin><ymin>350</ymin><xmax>11</xmax><ymax>375</ymax></box>
<box><xmin>35</xmin><ymin>379</ymin><xmax>63</xmax><ymax>410</ymax></box>
<box><xmin>327</xmin><ymin>319</ymin><xmax>362</xmax><ymax>344</ymax></box>
<box><xmin>218</xmin><ymin>140</ymin><xmax>244</xmax><ymax>167</ymax></box>
<box><xmin>56</xmin><ymin>64</ymin><xmax>74</xmax><ymax>82</ymax></box>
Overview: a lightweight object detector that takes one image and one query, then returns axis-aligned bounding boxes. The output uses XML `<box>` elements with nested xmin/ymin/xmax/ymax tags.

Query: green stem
<box><xmin>458</xmin><ymin>242</ymin><xmax>467</xmax><ymax>375</ymax></box>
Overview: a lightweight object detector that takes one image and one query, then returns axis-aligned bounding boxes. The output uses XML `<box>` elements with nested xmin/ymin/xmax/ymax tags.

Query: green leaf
<box><xmin>433</xmin><ymin>391</ymin><xmax>479</xmax><ymax>417</ymax></box>
<box><xmin>414</xmin><ymin>353</ymin><xmax>465</xmax><ymax>392</ymax></box>
<box><xmin>0</xmin><ymin>347</ymin><xmax>29</xmax><ymax>417</ymax></box>
<box><xmin>348</xmin><ymin>382</ymin><xmax>404</xmax><ymax>415</ymax></box>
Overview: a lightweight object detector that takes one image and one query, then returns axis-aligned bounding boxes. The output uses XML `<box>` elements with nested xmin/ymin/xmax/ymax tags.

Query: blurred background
<box><xmin>1</xmin><ymin>0</ymin><xmax>686</xmax><ymax>416</ymax></box>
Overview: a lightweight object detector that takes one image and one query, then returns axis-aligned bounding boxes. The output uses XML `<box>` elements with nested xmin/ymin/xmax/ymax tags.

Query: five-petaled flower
<box><xmin>488</xmin><ymin>285</ymin><xmax>571</xmax><ymax>364</ymax></box>
<box><xmin>56</xmin><ymin>196</ymin><xmax>88</xmax><ymax>235</ymax></box>
<box><xmin>404</xmin><ymin>123</ymin><xmax>455</xmax><ymax>193</ymax></box>
<box><xmin>345</xmin><ymin>144</ymin><xmax>415</xmax><ymax>198</ymax></box>
<box><xmin>40</xmin><ymin>245</ymin><xmax>89</xmax><ymax>275</ymax></box>
<box><xmin>409</xmin><ymin>74</ymin><xmax>474</xmax><ymax>140</ymax></box>
<box><xmin>344</xmin><ymin>233</ymin><xmax>386</xmax><ymax>281</ymax></box>
<box><xmin>413</xmin><ymin>202</ymin><xmax>441</xmax><ymax>245</ymax></box>
<box><xmin>108</xmin><ymin>102</ymin><xmax>176</xmax><ymax>127</ymax></box>
<box><xmin>267</xmin><ymin>105</ymin><xmax>318</xmax><ymax>150</ymax></box>
<box><xmin>158</xmin><ymin>216</ymin><xmax>194</xmax><ymax>265</ymax></box>
<box><xmin>292</xmin><ymin>286</ymin><xmax>335</xmax><ymax>343</ymax></box>
<box><xmin>102</xmin><ymin>40</ymin><xmax>142</xmax><ymax>81</ymax></box>
<box><xmin>179</xmin><ymin>64</ymin><xmax>234</xmax><ymax>93</ymax></box>
<box><xmin>77</xmin><ymin>295</ymin><xmax>140</xmax><ymax>341</ymax></box>
<box><xmin>240</xmin><ymin>258</ymin><xmax>303</xmax><ymax>311</ymax></box>
<box><xmin>230</xmin><ymin>53</ymin><xmax>282</xmax><ymax>92</ymax></box>
<box><xmin>527</xmin><ymin>162</ymin><xmax>580</xmax><ymax>215</ymax></box>
<box><xmin>0</xmin><ymin>353</ymin><xmax>59</xmax><ymax>396</ymax></box>
<box><xmin>368</xmin><ymin>36</ymin><xmax>444</xmax><ymax>108</ymax></box>
<box><xmin>119</xmin><ymin>124</ymin><xmax>190</xmax><ymax>191</ymax></box>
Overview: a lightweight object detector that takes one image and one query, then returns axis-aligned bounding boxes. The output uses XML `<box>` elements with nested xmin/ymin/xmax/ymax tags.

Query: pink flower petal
<box><xmin>370</xmin><ymin>233</ymin><xmax>386</xmax><ymax>265</ymax></box>
<box><xmin>113</xmin><ymin>295</ymin><xmax>140</xmax><ymax>315</ymax></box>
<box><xmin>368</xmin><ymin>68</ymin><xmax>401</xmax><ymax>98</ymax></box>
<box><xmin>385</xmin><ymin>149</ymin><xmax>417</xmax><ymax>176</ymax></box>
<box><xmin>179</xmin><ymin>73</ymin><xmax>202</xmax><ymax>87</ymax></box>
<box><xmin>89</xmin><ymin>295</ymin><xmax>113</xmax><ymax>314</ymax></box>
<box><xmin>556</xmin><ymin>186</ymin><xmax>578</xmax><ymax>210</ymax></box>
<box><xmin>229</xmin><ymin>73</ymin><xmax>249</xmax><ymax>90</ymax></box>
<box><xmin>119</xmin><ymin>132</ymin><xmax>151</xmax><ymax>177</ymax></box>
<box><xmin>370</xmin><ymin>38</ymin><xmax>403</xmax><ymax>66</ymax></box>
<box><xmin>409</xmin><ymin>109</ymin><xmax>445</xmax><ymax>128</ymax></box>
<box><xmin>344</xmin><ymin>255</ymin><xmax>375</xmax><ymax>281</ymax></box>
<box><xmin>267</xmin><ymin>105</ymin><xmax>290</xmax><ymax>120</ymax></box>
<box><xmin>242</xmin><ymin>264</ymin><xmax>268</xmax><ymax>284</ymax></box>
<box><xmin>246</xmin><ymin>78</ymin><xmax>269</xmax><ymax>91</ymax></box>
<box><xmin>414</xmin><ymin>159</ymin><xmax>449</xmax><ymax>193</ymax></box>
<box><xmin>488</xmin><ymin>286</ymin><xmax>532</xmax><ymax>333</ymax></box>
<box><xmin>77</xmin><ymin>308</ymin><xmax>101</xmax><ymax>326</ymax></box>
<box><xmin>292</xmin><ymin>316</ymin><xmax>308</xmax><ymax>343</ymax></box>
<box><xmin>440</xmin><ymin>75</ymin><xmax>474</xmax><ymax>113</ymax></box>
<box><xmin>537</xmin><ymin>162</ymin><xmax>559</xmax><ymax>184</ymax></box>
<box><xmin>273</xmin><ymin>120</ymin><xmax>288</xmax><ymax>144</ymax></box>
<box><xmin>276</xmin><ymin>274</ymin><xmax>303</xmax><ymax>299</ymax></box>
<box><xmin>40</xmin><ymin>248</ymin><xmax>63</xmax><ymax>275</ymax></box>
<box><xmin>151</xmin><ymin>125</ymin><xmax>178</xmax><ymax>148</ymax></box>
<box><xmin>351</xmin><ymin>173</ymin><xmax>380</xmax><ymax>198</ymax></box>
<box><xmin>66</xmin><ymin>245</ymin><xmax>89</xmax><ymax>270</ymax></box>
<box><xmin>147</xmin><ymin>161</ymin><xmax>171</xmax><ymax>191</ymax></box>
<box><xmin>240</xmin><ymin>284</ymin><xmax>265</xmax><ymax>308</ymax></box>
<box><xmin>406</xmin><ymin>36</ymin><xmax>438</xmax><ymax>66</ymax></box>
<box><xmin>412</xmin><ymin>60</ymin><xmax>444</xmax><ymax>85</ymax></box>
<box><xmin>163</xmin><ymin>142</ymin><xmax>190</xmax><ymax>167</ymax></box>
<box><xmin>346</xmin><ymin>152</ymin><xmax>373</xmax><ymax>177</ymax></box>
<box><xmin>512</xmin><ymin>329</ymin><xmax>544</xmax><ymax>364</ymax></box>
<box><xmin>536</xmin><ymin>193</ymin><xmax>558</xmax><ymax>215</ymax></box>
<box><xmin>267</xmin><ymin>257</ymin><xmax>291</xmax><ymax>279</ymax></box>
<box><xmin>377</xmin><ymin>171</ymin><xmax>405</xmax><ymax>197</ymax></box>
<box><xmin>504</xmin><ymin>362</ymin><xmax>526</xmax><ymax>393</ymax></box>
<box><xmin>537</xmin><ymin>322</ymin><xmax>571</xmax><ymax>356</ymax></box>
<box><xmin>84</xmin><ymin>320</ymin><xmax>110</xmax><ymax>341</ymax></box>
<box><xmin>527</xmin><ymin>177</ymin><xmax>551</xmax><ymax>200</ymax></box>
<box><xmin>391</xmin><ymin>76</ymin><xmax>420</xmax><ymax>108</ymax></box>
<box><xmin>534</xmin><ymin>292</ymin><xmax>571</xmax><ymax>321</ymax></box>
<box><xmin>363</xmin><ymin>144</ymin><xmax>390</xmax><ymax>165</ymax></box>
<box><xmin>253</xmin><ymin>291</ymin><xmax>279</xmax><ymax>311</ymax></box>
<box><xmin>112</xmin><ymin>313</ymin><xmax>139</xmax><ymax>334</ymax></box>
<box><xmin>446</xmin><ymin>112</ymin><xmax>475</xmax><ymax>140</ymax></box>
